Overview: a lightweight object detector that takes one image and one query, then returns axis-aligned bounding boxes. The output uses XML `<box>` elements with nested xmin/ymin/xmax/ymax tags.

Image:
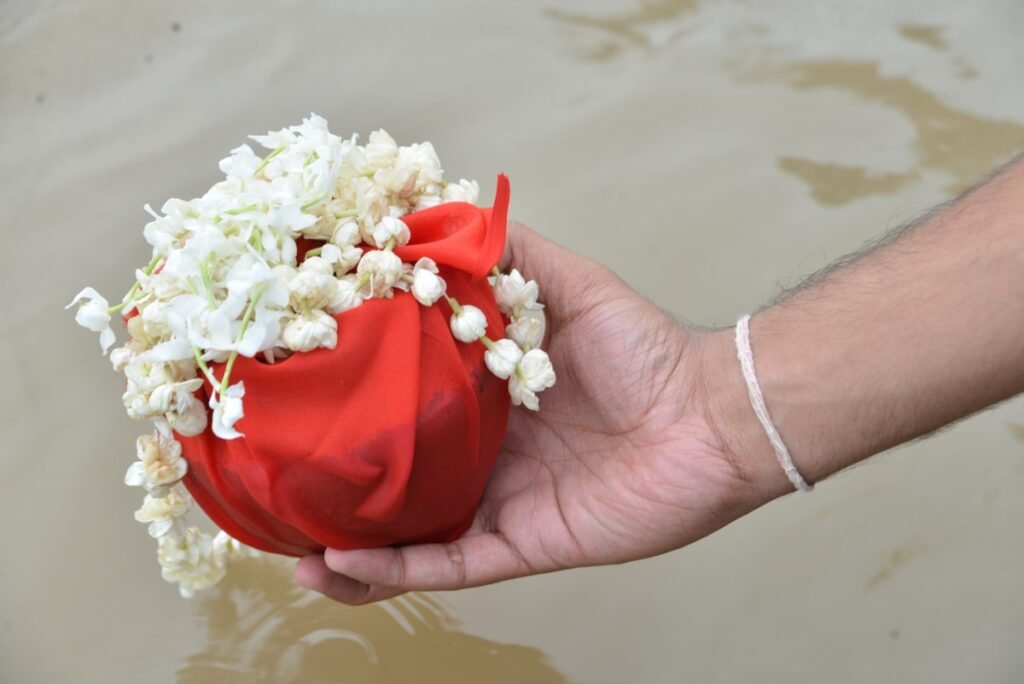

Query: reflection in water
<box><xmin>178</xmin><ymin>558</ymin><xmax>566</xmax><ymax>684</ymax></box>
<box><xmin>776</xmin><ymin>157</ymin><xmax>914</xmax><ymax>206</ymax></box>
<box><xmin>545</xmin><ymin>0</ymin><xmax>696</xmax><ymax>61</ymax></box>
<box><xmin>778</xmin><ymin>60</ymin><xmax>1024</xmax><ymax>197</ymax></box>
<box><xmin>897</xmin><ymin>24</ymin><xmax>949</xmax><ymax>51</ymax></box>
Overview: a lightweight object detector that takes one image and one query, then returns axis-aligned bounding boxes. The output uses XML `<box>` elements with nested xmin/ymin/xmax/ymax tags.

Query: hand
<box><xmin>296</xmin><ymin>221</ymin><xmax>767</xmax><ymax>604</ymax></box>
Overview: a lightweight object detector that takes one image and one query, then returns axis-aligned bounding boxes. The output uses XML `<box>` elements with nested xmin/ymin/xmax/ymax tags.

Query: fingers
<box><xmin>316</xmin><ymin>533</ymin><xmax>532</xmax><ymax>597</ymax></box>
<box><xmin>295</xmin><ymin>555</ymin><xmax>405</xmax><ymax>605</ymax></box>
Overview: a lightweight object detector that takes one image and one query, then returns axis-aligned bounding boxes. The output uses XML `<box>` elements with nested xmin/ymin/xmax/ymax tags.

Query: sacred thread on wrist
<box><xmin>734</xmin><ymin>314</ymin><xmax>813</xmax><ymax>492</ymax></box>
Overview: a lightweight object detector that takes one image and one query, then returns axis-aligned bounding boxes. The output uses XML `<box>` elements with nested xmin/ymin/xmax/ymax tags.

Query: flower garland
<box><xmin>67</xmin><ymin>115</ymin><xmax>555</xmax><ymax>596</ymax></box>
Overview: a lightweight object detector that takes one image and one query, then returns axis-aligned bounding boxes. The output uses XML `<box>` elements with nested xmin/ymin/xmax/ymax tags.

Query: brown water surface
<box><xmin>3</xmin><ymin>1</ymin><xmax>1024</xmax><ymax>681</ymax></box>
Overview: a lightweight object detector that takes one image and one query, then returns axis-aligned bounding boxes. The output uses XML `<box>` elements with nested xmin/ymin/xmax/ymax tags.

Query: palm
<box><xmin>467</xmin><ymin>267</ymin><xmax>741</xmax><ymax>575</ymax></box>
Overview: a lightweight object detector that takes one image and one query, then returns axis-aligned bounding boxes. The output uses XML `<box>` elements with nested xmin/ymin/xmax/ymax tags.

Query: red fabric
<box><xmin>177</xmin><ymin>175</ymin><xmax>511</xmax><ymax>556</ymax></box>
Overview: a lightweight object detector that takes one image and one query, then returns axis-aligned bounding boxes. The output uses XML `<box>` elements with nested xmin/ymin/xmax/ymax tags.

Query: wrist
<box><xmin>696</xmin><ymin>326</ymin><xmax>797</xmax><ymax>504</ymax></box>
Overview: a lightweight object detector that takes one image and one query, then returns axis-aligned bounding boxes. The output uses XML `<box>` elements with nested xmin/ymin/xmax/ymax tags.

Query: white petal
<box><xmin>148</xmin><ymin>518</ymin><xmax>174</xmax><ymax>538</ymax></box>
<box><xmin>99</xmin><ymin>327</ymin><xmax>116</xmax><ymax>355</ymax></box>
<box><xmin>124</xmin><ymin>461</ymin><xmax>146</xmax><ymax>487</ymax></box>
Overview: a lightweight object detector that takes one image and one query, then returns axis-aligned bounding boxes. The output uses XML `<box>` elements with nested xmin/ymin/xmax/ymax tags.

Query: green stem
<box><xmin>108</xmin><ymin>253</ymin><xmax>163</xmax><ymax>313</ymax></box>
<box><xmin>200</xmin><ymin>258</ymin><xmax>216</xmax><ymax>308</ymax></box>
<box><xmin>479</xmin><ymin>335</ymin><xmax>497</xmax><ymax>352</ymax></box>
<box><xmin>492</xmin><ymin>266</ymin><xmax>501</xmax><ymax>278</ymax></box>
<box><xmin>305</xmin><ymin>246</ymin><xmax>323</xmax><ymax>259</ymax></box>
<box><xmin>446</xmin><ymin>296</ymin><xmax>463</xmax><ymax>314</ymax></box>
<box><xmin>301</xmin><ymin>193</ymin><xmax>327</xmax><ymax>212</ymax></box>
<box><xmin>218</xmin><ymin>286</ymin><xmax>265</xmax><ymax>395</ymax></box>
<box><xmin>191</xmin><ymin>344</ymin><xmax>216</xmax><ymax>385</ymax></box>
<box><xmin>253</xmin><ymin>145</ymin><xmax>285</xmax><ymax>175</ymax></box>
<box><xmin>225</xmin><ymin>203</ymin><xmax>259</xmax><ymax>216</ymax></box>
<box><xmin>383</xmin><ymin>238</ymin><xmax>397</xmax><ymax>253</ymax></box>
<box><xmin>334</xmin><ymin>208</ymin><xmax>359</xmax><ymax>219</ymax></box>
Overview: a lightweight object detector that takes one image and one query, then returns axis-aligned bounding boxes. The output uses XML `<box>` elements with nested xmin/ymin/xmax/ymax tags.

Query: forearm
<box><xmin>703</xmin><ymin>157</ymin><xmax>1024</xmax><ymax>500</ymax></box>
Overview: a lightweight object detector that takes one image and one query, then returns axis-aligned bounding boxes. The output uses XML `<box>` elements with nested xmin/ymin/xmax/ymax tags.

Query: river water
<box><xmin>3</xmin><ymin>1</ymin><xmax>1024</xmax><ymax>681</ymax></box>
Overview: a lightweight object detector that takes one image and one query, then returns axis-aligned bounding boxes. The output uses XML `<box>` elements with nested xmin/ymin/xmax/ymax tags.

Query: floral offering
<box><xmin>68</xmin><ymin>115</ymin><xmax>555</xmax><ymax>597</ymax></box>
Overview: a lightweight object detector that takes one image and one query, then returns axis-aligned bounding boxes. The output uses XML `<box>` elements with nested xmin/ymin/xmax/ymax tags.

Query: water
<box><xmin>3</xmin><ymin>0</ymin><xmax>1024</xmax><ymax>681</ymax></box>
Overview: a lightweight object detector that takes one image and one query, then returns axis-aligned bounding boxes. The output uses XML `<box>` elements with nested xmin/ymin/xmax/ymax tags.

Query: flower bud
<box><xmin>509</xmin><ymin>349</ymin><xmax>556</xmax><ymax>411</ymax></box>
<box><xmin>484</xmin><ymin>339</ymin><xmax>523</xmax><ymax>379</ymax></box>
<box><xmin>370</xmin><ymin>216</ymin><xmax>411</xmax><ymax>248</ymax></box>
<box><xmin>450</xmin><ymin>305</ymin><xmax>487</xmax><ymax>343</ymax></box>
<box><xmin>493</xmin><ymin>269</ymin><xmax>540</xmax><ymax>315</ymax></box>
<box><xmin>442</xmin><ymin>179</ymin><xmax>480</xmax><ymax>204</ymax></box>
<box><xmin>365</xmin><ymin>129</ymin><xmax>398</xmax><ymax>168</ymax></box>
<box><xmin>506</xmin><ymin>309</ymin><xmax>546</xmax><ymax>350</ymax></box>
<box><xmin>410</xmin><ymin>258</ymin><xmax>446</xmax><ymax>306</ymax></box>
<box><xmin>282</xmin><ymin>310</ymin><xmax>338</xmax><ymax>352</ymax></box>
<box><xmin>327</xmin><ymin>277</ymin><xmax>364</xmax><ymax>314</ymax></box>
<box><xmin>289</xmin><ymin>268</ymin><xmax>336</xmax><ymax>310</ymax></box>
<box><xmin>356</xmin><ymin>249</ymin><xmax>403</xmax><ymax>297</ymax></box>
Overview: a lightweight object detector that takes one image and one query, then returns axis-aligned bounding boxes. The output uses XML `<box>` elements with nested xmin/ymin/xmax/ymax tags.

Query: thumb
<box><xmin>498</xmin><ymin>220</ymin><xmax>613</xmax><ymax>324</ymax></box>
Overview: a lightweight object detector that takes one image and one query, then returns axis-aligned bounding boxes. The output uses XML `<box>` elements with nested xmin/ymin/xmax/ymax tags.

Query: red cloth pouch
<box><xmin>177</xmin><ymin>176</ymin><xmax>512</xmax><ymax>556</ymax></box>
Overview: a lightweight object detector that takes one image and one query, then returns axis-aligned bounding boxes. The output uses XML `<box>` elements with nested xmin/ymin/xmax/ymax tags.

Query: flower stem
<box><xmin>200</xmin><ymin>258</ymin><xmax>216</xmax><ymax>308</ymax></box>
<box><xmin>492</xmin><ymin>266</ymin><xmax>501</xmax><ymax>278</ymax></box>
<box><xmin>109</xmin><ymin>253</ymin><xmax>163</xmax><ymax>313</ymax></box>
<box><xmin>446</xmin><ymin>296</ymin><xmax>463</xmax><ymax>314</ymax></box>
<box><xmin>218</xmin><ymin>285</ymin><xmax>265</xmax><ymax>395</ymax></box>
<box><xmin>383</xmin><ymin>238</ymin><xmax>396</xmax><ymax>253</ymax></box>
<box><xmin>301</xmin><ymin>193</ymin><xmax>327</xmax><ymax>212</ymax></box>
<box><xmin>191</xmin><ymin>344</ymin><xmax>218</xmax><ymax>388</ymax></box>
<box><xmin>305</xmin><ymin>246</ymin><xmax>323</xmax><ymax>258</ymax></box>
<box><xmin>253</xmin><ymin>145</ymin><xmax>285</xmax><ymax>176</ymax></box>
<box><xmin>224</xmin><ymin>203</ymin><xmax>259</xmax><ymax>216</ymax></box>
<box><xmin>334</xmin><ymin>208</ymin><xmax>359</xmax><ymax>219</ymax></box>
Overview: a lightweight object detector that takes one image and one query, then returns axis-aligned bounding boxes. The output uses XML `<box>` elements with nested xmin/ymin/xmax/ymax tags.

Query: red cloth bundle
<box><xmin>177</xmin><ymin>176</ymin><xmax>512</xmax><ymax>556</ymax></box>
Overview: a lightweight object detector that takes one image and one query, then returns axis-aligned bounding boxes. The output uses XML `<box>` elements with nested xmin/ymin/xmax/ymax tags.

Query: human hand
<box><xmin>295</xmin><ymin>221</ymin><xmax>771</xmax><ymax>604</ymax></box>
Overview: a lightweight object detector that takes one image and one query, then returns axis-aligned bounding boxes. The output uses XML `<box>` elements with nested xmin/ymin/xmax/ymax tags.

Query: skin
<box><xmin>296</xmin><ymin>156</ymin><xmax>1024</xmax><ymax>606</ymax></box>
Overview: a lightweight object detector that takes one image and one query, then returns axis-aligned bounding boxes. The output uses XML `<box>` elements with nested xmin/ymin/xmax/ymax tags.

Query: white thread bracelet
<box><xmin>734</xmin><ymin>314</ymin><xmax>813</xmax><ymax>492</ymax></box>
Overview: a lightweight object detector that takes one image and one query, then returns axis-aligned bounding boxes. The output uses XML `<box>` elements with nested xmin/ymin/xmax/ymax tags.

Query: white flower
<box><xmin>218</xmin><ymin>144</ymin><xmax>262</xmax><ymax>179</ymax></box>
<box><xmin>506</xmin><ymin>309</ymin><xmax>546</xmax><ymax>350</ymax></box>
<box><xmin>364</xmin><ymin>129</ymin><xmax>398</xmax><ymax>168</ymax></box>
<box><xmin>158</xmin><ymin>526</ymin><xmax>226</xmax><ymax>598</ymax></box>
<box><xmin>356</xmin><ymin>249</ymin><xmax>403</xmax><ymax>298</ymax></box>
<box><xmin>125</xmin><ymin>431</ymin><xmax>188</xmax><ymax>494</ymax></box>
<box><xmin>413</xmin><ymin>193</ymin><xmax>443</xmax><ymax>211</ymax></box>
<box><xmin>509</xmin><ymin>349</ymin><xmax>557</xmax><ymax>411</ymax></box>
<box><xmin>397</xmin><ymin>142</ymin><xmax>442</xmax><ymax>190</ymax></box>
<box><xmin>110</xmin><ymin>346</ymin><xmax>133</xmax><ymax>372</ymax></box>
<box><xmin>124</xmin><ymin>373</ymin><xmax>203</xmax><ymax>421</ymax></box>
<box><xmin>442</xmin><ymin>179</ymin><xmax>480</xmax><ymax>204</ymax></box>
<box><xmin>374</xmin><ymin>167</ymin><xmax>418</xmax><ymax>198</ymax></box>
<box><xmin>66</xmin><ymin>287</ymin><xmax>116</xmax><ymax>354</ymax></box>
<box><xmin>288</xmin><ymin>268</ymin><xmax>336</xmax><ymax>310</ymax></box>
<box><xmin>410</xmin><ymin>258</ymin><xmax>446</xmax><ymax>306</ymax></box>
<box><xmin>167</xmin><ymin>393</ymin><xmax>208</xmax><ymax>437</ymax></box>
<box><xmin>450</xmin><ymin>304</ymin><xmax>487</xmax><ymax>342</ymax></box>
<box><xmin>493</xmin><ymin>269</ymin><xmax>541</xmax><ymax>315</ymax></box>
<box><xmin>484</xmin><ymin>339</ymin><xmax>523</xmax><ymax>379</ymax></box>
<box><xmin>326</xmin><ymin>277</ymin><xmax>364</xmax><ymax>314</ymax></box>
<box><xmin>370</xmin><ymin>216</ymin><xmax>411</xmax><ymax>248</ymax></box>
<box><xmin>282</xmin><ymin>310</ymin><xmax>337</xmax><ymax>352</ymax></box>
<box><xmin>134</xmin><ymin>485</ymin><xmax>191</xmax><ymax>538</ymax></box>
<box><xmin>331</xmin><ymin>220</ymin><xmax>361</xmax><ymax>247</ymax></box>
<box><xmin>210</xmin><ymin>381</ymin><xmax>246</xmax><ymax>440</ymax></box>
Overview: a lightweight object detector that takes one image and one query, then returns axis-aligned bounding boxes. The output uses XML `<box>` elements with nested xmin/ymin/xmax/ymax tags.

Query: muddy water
<box><xmin>3</xmin><ymin>1</ymin><xmax>1024</xmax><ymax>681</ymax></box>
